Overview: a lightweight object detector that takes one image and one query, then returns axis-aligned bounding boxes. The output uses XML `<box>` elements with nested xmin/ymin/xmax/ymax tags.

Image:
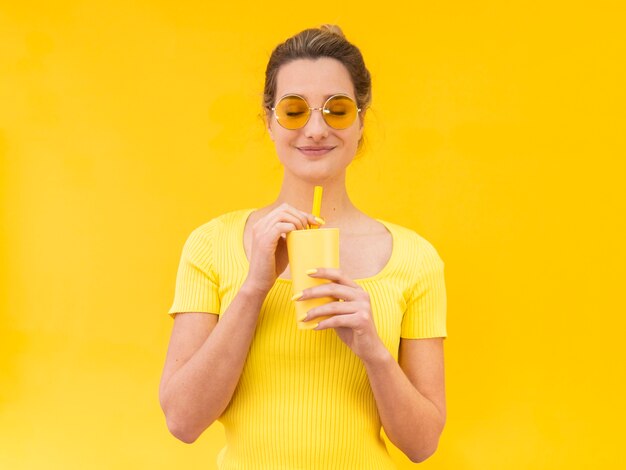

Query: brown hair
<box><xmin>263</xmin><ymin>25</ymin><xmax>372</xmax><ymax>116</ymax></box>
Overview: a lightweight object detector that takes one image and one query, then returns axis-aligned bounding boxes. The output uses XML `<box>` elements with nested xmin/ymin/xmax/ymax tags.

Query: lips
<box><xmin>296</xmin><ymin>145</ymin><xmax>336</xmax><ymax>157</ymax></box>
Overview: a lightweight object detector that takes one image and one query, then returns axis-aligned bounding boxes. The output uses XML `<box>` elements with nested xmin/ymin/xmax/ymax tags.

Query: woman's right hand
<box><xmin>243</xmin><ymin>203</ymin><xmax>322</xmax><ymax>294</ymax></box>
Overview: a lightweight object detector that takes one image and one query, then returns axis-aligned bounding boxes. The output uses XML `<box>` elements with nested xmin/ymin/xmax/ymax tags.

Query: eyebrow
<box><xmin>279</xmin><ymin>92</ymin><xmax>352</xmax><ymax>101</ymax></box>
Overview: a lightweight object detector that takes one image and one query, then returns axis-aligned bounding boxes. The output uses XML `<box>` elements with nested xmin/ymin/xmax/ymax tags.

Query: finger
<box><xmin>272</xmin><ymin>203</ymin><xmax>323</xmax><ymax>229</ymax></box>
<box><xmin>283</xmin><ymin>207</ymin><xmax>323</xmax><ymax>229</ymax></box>
<box><xmin>272</xmin><ymin>222</ymin><xmax>298</xmax><ymax>239</ymax></box>
<box><xmin>255</xmin><ymin>211</ymin><xmax>307</xmax><ymax>237</ymax></box>
<box><xmin>284</xmin><ymin>206</ymin><xmax>317</xmax><ymax>229</ymax></box>
<box><xmin>273</xmin><ymin>206</ymin><xmax>308</xmax><ymax>230</ymax></box>
<box><xmin>255</xmin><ymin>222</ymin><xmax>296</xmax><ymax>245</ymax></box>
<box><xmin>300</xmin><ymin>282</ymin><xmax>357</xmax><ymax>302</ymax></box>
<box><xmin>303</xmin><ymin>301</ymin><xmax>356</xmax><ymax>321</ymax></box>
<box><xmin>314</xmin><ymin>312</ymin><xmax>361</xmax><ymax>331</ymax></box>
<box><xmin>273</xmin><ymin>211</ymin><xmax>309</xmax><ymax>231</ymax></box>
<box><xmin>306</xmin><ymin>268</ymin><xmax>359</xmax><ymax>288</ymax></box>
<box><xmin>269</xmin><ymin>203</ymin><xmax>311</xmax><ymax>230</ymax></box>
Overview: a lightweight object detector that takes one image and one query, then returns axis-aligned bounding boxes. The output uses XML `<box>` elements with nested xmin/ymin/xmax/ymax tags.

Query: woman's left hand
<box><xmin>299</xmin><ymin>268</ymin><xmax>386</xmax><ymax>362</ymax></box>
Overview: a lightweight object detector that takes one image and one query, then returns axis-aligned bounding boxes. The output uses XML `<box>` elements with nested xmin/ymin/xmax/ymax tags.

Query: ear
<box><xmin>265</xmin><ymin>111</ymin><xmax>275</xmax><ymax>141</ymax></box>
<box><xmin>358</xmin><ymin>111</ymin><xmax>365</xmax><ymax>138</ymax></box>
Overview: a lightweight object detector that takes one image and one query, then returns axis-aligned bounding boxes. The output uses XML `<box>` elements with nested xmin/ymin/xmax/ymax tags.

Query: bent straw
<box><xmin>311</xmin><ymin>186</ymin><xmax>323</xmax><ymax>229</ymax></box>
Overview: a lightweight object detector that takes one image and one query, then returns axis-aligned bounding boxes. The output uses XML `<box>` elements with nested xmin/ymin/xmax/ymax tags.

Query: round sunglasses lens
<box><xmin>275</xmin><ymin>96</ymin><xmax>310</xmax><ymax>129</ymax></box>
<box><xmin>323</xmin><ymin>96</ymin><xmax>358</xmax><ymax>129</ymax></box>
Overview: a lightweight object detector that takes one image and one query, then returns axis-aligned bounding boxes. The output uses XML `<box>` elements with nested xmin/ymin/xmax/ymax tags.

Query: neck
<box><xmin>269</xmin><ymin>170</ymin><xmax>359</xmax><ymax>227</ymax></box>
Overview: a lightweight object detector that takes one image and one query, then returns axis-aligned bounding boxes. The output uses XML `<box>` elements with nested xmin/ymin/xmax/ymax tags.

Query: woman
<box><xmin>159</xmin><ymin>25</ymin><xmax>447</xmax><ymax>469</ymax></box>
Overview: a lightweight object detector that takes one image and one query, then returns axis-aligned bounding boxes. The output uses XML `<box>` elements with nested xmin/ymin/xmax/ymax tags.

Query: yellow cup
<box><xmin>286</xmin><ymin>228</ymin><xmax>340</xmax><ymax>330</ymax></box>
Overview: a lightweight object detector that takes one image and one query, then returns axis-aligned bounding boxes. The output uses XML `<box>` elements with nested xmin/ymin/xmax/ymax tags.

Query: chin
<box><xmin>287</xmin><ymin>160</ymin><xmax>349</xmax><ymax>183</ymax></box>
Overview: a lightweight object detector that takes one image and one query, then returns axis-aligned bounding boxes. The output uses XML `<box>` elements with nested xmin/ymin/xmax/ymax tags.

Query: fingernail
<box><xmin>291</xmin><ymin>291</ymin><xmax>303</xmax><ymax>301</ymax></box>
<box><xmin>281</xmin><ymin>233</ymin><xmax>287</xmax><ymax>239</ymax></box>
<box><xmin>314</xmin><ymin>216</ymin><xmax>325</xmax><ymax>225</ymax></box>
<box><xmin>312</xmin><ymin>322</ymin><xmax>320</xmax><ymax>330</ymax></box>
<box><xmin>305</xmin><ymin>268</ymin><xmax>317</xmax><ymax>275</ymax></box>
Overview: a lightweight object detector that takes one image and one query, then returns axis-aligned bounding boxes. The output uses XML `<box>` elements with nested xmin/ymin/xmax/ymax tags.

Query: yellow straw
<box><xmin>311</xmin><ymin>186</ymin><xmax>323</xmax><ymax>229</ymax></box>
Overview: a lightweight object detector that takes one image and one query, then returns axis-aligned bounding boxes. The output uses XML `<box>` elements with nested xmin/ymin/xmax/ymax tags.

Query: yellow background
<box><xmin>2</xmin><ymin>1</ymin><xmax>625</xmax><ymax>468</ymax></box>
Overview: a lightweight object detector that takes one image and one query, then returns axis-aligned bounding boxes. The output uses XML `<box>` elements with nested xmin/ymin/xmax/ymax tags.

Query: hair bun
<box><xmin>319</xmin><ymin>24</ymin><xmax>346</xmax><ymax>38</ymax></box>
<box><xmin>263</xmin><ymin>24</ymin><xmax>371</xmax><ymax>119</ymax></box>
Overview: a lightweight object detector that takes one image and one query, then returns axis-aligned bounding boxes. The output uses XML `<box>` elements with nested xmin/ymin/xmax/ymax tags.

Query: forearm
<box><xmin>161</xmin><ymin>283</ymin><xmax>266</xmax><ymax>441</ymax></box>
<box><xmin>363</xmin><ymin>349</ymin><xmax>446</xmax><ymax>463</ymax></box>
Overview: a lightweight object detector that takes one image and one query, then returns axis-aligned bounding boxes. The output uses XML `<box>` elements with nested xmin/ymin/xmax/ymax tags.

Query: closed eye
<box><xmin>326</xmin><ymin>107</ymin><xmax>348</xmax><ymax>116</ymax></box>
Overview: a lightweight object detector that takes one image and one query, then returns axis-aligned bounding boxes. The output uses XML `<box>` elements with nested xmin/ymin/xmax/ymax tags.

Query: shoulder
<box><xmin>186</xmin><ymin>209</ymin><xmax>253</xmax><ymax>240</ymax></box>
<box><xmin>380</xmin><ymin>219</ymin><xmax>444</xmax><ymax>270</ymax></box>
<box><xmin>182</xmin><ymin>208</ymin><xmax>253</xmax><ymax>256</ymax></box>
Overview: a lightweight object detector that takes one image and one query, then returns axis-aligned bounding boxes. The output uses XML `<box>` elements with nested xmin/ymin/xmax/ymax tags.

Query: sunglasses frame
<box><xmin>270</xmin><ymin>93</ymin><xmax>362</xmax><ymax>130</ymax></box>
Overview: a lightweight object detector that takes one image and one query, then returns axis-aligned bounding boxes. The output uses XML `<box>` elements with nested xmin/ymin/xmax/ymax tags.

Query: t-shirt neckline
<box><xmin>237</xmin><ymin>208</ymin><xmax>398</xmax><ymax>284</ymax></box>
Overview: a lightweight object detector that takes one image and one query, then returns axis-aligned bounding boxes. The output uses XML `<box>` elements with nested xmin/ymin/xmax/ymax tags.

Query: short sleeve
<box><xmin>401</xmin><ymin>242</ymin><xmax>447</xmax><ymax>339</ymax></box>
<box><xmin>168</xmin><ymin>222</ymin><xmax>221</xmax><ymax>317</ymax></box>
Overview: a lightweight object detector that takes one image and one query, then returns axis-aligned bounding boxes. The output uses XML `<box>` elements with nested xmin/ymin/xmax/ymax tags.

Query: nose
<box><xmin>303</xmin><ymin>108</ymin><xmax>329</xmax><ymax>141</ymax></box>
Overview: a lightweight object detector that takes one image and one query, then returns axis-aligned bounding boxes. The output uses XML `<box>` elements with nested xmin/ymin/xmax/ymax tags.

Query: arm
<box><xmin>301</xmin><ymin>269</ymin><xmax>446</xmax><ymax>462</ymax></box>
<box><xmin>158</xmin><ymin>284</ymin><xmax>266</xmax><ymax>443</ymax></box>
<box><xmin>159</xmin><ymin>204</ymin><xmax>321</xmax><ymax>443</ymax></box>
<box><xmin>363</xmin><ymin>337</ymin><xmax>446</xmax><ymax>463</ymax></box>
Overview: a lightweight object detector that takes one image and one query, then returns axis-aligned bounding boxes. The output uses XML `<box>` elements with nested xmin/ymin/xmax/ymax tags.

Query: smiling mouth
<box><xmin>296</xmin><ymin>146</ymin><xmax>336</xmax><ymax>156</ymax></box>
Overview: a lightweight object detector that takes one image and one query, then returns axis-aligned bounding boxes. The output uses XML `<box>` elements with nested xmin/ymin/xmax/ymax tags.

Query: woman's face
<box><xmin>268</xmin><ymin>57</ymin><xmax>363</xmax><ymax>184</ymax></box>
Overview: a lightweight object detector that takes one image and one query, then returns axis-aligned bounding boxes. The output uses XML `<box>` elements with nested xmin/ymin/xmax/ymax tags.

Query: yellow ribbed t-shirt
<box><xmin>169</xmin><ymin>209</ymin><xmax>447</xmax><ymax>470</ymax></box>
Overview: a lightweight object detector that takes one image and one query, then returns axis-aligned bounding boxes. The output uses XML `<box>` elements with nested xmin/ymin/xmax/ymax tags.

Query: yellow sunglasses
<box><xmin>271</xmin><ymin>94</ymin><xmax>362</xmax><ymax>130</ymax></box>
